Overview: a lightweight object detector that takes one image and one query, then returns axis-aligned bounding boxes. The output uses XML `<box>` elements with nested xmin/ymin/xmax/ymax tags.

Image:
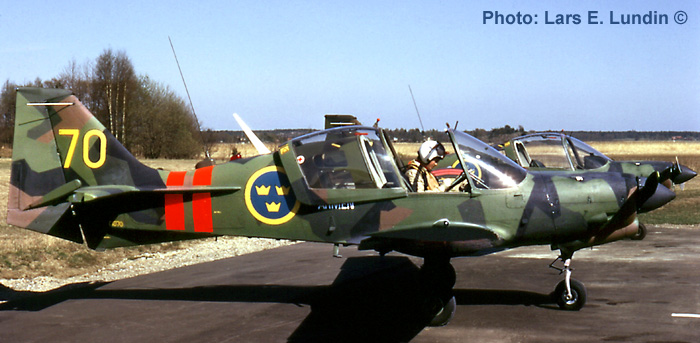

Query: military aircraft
<box><xmin>438</xmin><ymin>132</ymin><xmax>695</xmax><ymax>188</ymax></box>
<box><xmin>8</xmin><ymin>88</ymin><xmax>677</xmax><ymax>326</ymax></box>
<box><xmin>499</xmin><ymin>132</ymin><xmax>696</xmax><ymax>187</ymax></box>
<box><xmin>436</xmin><ymin>131</ymin><xmax>695</xmax><ymax>240</ymax></box>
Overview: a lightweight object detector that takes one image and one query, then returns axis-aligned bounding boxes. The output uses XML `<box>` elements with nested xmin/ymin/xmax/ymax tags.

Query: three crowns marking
<box><xmin>255</xmin><ymin>185</ymin><xmax>290</xmax><ymax>196</ymax></box>
<box><xmin>255</xmin><ymin>185</ymin><xmax>271</xmax><ymax>196</ymax></box>
<box><xmin>265</xmin><ymin>202</ymin><xmax>281</xmax><ymax>212</ymax></box>
<box><xmin>255</xmin><ymin>184</ymin><xmax>291</xmax><ymax>213</ymax></box>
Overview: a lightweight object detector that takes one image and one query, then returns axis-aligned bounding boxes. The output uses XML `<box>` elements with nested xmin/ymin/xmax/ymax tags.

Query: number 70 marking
<box><xmin>58</xmin><ymin>129</ymin><xmax>107</xmax><ymax>169</ymax></box>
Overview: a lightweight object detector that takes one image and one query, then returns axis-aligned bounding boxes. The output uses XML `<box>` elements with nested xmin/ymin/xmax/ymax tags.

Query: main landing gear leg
<box><xmin>550</xmin><ymin>250</ymin><xmax>587</xmax><ymax>311</ymax></box>
<box><xmin>419</xmin><ymin>256</ymin><xmax>457</xmax><ymax>326</ymax></box>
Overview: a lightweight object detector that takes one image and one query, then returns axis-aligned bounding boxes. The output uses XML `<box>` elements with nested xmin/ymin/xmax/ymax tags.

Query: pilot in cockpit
<box><xmin>405</xmin><ymin>140</ymin><xmax>446</xmax><ymax>192</ymax></box>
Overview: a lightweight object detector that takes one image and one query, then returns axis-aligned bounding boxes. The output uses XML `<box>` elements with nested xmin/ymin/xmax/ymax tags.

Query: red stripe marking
<box><xmin>192</xmin><ymin>166</ymin><xmax>214</xmax><ymax>232</ymax></box>
<box><xmin>193</xmin><ymin>193</ymin><xmax>213</xmax><ymax>232</ymax></box>
<box><xmin>165</xmin><ymin>171</ymin><xmax>187</xmax><ymax>231</ymax></box>
<box><xmin>431</xmin><ymin>168</ymin><xmax>463</xmax><ymax>177</ymax></box>
<box><xmin>164</xmin><ymin>194</ymin><xmax>185</xmax><ymax>231</ymax></box>
<box><xmin>167</xmin><ymin>171</ymin><xmax>187</xmax><ymax>186</ymax></box>
<box><xmin>193</xmin><ymin>165</ymin><xmax>214</xmax><ymax>185</ymax></box>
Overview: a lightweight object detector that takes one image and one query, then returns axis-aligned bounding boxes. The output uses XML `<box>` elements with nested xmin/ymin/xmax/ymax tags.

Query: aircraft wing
<box><xmin>368</xmin><ymin>219</ymin><xmax>499</xmax><ymax>242</ymax></box>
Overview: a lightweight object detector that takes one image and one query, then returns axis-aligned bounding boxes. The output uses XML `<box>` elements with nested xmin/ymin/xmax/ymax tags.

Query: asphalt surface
<box><xmin>0</xmin><ymin>224</ymin><xmax>698</xmax><ymax>342</ymax></box>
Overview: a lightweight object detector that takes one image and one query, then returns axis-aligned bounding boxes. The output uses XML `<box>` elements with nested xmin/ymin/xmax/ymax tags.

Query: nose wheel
<box><xmin>549</xmin><ymin>252</ymin><xmax>587</xmax><ymax>311</ymax></box>
<box><xmin>554</xmin><ymin>278</ymin><xmax>586</xmax><ymax>311</ymax></box>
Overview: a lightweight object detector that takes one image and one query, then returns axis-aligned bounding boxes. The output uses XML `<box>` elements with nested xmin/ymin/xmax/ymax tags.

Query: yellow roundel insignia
<box><xmin>245</xmin><ymin>166</ymin><xmax>300</xmax><ymax>225</ymax></box>
<box><xmin>451</xmin><ymin>159</ymin><xmax>483</xmax><ymax>180</ymax></box>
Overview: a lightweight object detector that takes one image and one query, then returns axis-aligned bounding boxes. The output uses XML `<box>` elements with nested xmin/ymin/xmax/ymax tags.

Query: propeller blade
<box><xmin>636</xmin><ymin>171</ymin><xmax>659</xmax><ymax>208</ymax></box>
<box><xmin>595</xmin><ymin>170</ymin><xmax>664</xmax><ymax>239</ymax></box>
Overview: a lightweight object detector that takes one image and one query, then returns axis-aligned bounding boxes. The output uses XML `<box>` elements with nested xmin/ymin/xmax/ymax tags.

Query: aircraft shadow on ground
<box><xmin>0</xmin><ymin>256</ymin><xmax>557</xmax><ymax>342</ymax></box>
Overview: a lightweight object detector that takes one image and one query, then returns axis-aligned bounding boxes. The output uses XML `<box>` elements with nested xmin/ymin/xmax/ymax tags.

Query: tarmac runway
<box><xmin>0</xmin><ymin>224</ymin><xmax>698</xmax><ymax>342</ymax></box>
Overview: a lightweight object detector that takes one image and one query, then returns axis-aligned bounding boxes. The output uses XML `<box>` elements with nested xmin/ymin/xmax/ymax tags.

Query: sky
<box><xmin>1</xmin><ymin>1</ymin><xmax>698</xmax><ymax>132</ymax></box>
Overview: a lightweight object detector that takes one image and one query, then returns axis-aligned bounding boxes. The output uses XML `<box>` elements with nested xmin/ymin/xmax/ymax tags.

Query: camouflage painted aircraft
<box><xmin>437</xmin><ymin>132</ymin><xmax>695</xmax><ymax>188</ymax></box>
<box><xmin>8</xmin><ymin>88</ymin><xmax>677</xmax><ymax>326</ymax></box>
<box><xmin>498</xmin><ymin>132</ymin><xmax>696</xmax><ymax>240</ymax></box>
<box><xmin>436</xmin><ymin>131</ymin><xmax>695</xmax><ymax>240</ymax></box>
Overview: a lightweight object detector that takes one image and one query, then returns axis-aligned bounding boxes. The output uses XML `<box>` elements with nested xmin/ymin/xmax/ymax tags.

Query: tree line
<box><xmin>0</xmin><ymin>49</ymin><xmax>202</xmax><ymax>159</ymax></box>
<box><xmin>209</xmin><ymin>125</ymin><xmax>528</xmax><ymax>145</ymax></box>
<box><xmin>211</xmin><ymin>125</ymin><xmax>699</xmax><ymax>147</ymax></box>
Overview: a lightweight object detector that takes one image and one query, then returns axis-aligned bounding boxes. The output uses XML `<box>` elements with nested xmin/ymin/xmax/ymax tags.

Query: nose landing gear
<box><xmin>549</xmin><ymin>251</ymin><xmax>587</xmax><ymax>311</ymax></box>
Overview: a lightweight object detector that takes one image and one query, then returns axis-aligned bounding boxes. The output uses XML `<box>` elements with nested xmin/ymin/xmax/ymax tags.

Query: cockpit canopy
<box><xmin>504</xmin><ymin>133</ymin><xmax>611</xmax><ymax>171</ymax></box>
<box><xmin>280</xmin><ymin>126</ymin><xmax>408</xmax><ymax>206</ymax></box>
<box><xmin>292</xmin><ymin>127</ymin><xmax>403</xmax><ymax>190</ymax></box>
<box><xmin>449</xmin><ymin>130</ymin><xmax>527</xmax><ymax>189</ymax></box>
<box><xmin>279</xmin><ymin>126</ymin><xmax>528</xmax><ymax>206</ymax></box>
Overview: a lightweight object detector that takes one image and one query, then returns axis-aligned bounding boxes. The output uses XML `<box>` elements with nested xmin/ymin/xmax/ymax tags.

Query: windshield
<box><xmin>450</xmin><ymin>130</ymin><xmax>527</xmax><ymax>189</ymax></box>
<box><xmin>291</xmin><ymin>127</ymin><xmax>403</xmax><ymax>190</ymax></box>
<box><xmin>514</xmin><ymin>134</ymin><xmax>573</xmax><ymax>169</ymax></box>
<box><xmin>510</xmin><ymin>133</ymin><xmax>612</xmax><ymax>170</ymax></box>
<box><xmin>567</xmin><ymin>136</ymin><xmax>612</xmax><ymax>169</ymax></box>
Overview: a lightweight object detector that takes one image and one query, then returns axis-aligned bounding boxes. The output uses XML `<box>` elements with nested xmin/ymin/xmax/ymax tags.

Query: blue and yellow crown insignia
<box><xmin>275</xmin><ymin>186</ymin><xmax>290</xmax><ymax>196</ymax></box>
<box><xmin>265</xmin><ymin>202</ymin><xmax>281</xmax><ymax>212</ymax></box>
<box><xmin>255</xmin><ymin>185</ymin><xmax>271</xmax><ymax>196</ymax></box>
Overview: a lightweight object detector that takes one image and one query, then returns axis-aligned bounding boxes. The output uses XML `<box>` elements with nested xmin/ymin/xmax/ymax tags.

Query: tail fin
<box><xmin>8</xmin><ymin>87</ymin><xmax>164</xmax><ymax>243</ymax></box>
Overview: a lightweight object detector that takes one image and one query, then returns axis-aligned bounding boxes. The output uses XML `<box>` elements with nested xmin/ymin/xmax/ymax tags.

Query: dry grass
<box><xmin>0</xmin><ymin>140</ymin><xmax>698</xmax><ymax>279</ymax></box>
<box><xmin>205</xmin><ymin>142</ymin><xmax>276</xmax><ymax>161</ymax></box>
<box><xmin>590</xmin><ymin>140</ymin><xmax>700</xmax><ymax>157</ymax></box>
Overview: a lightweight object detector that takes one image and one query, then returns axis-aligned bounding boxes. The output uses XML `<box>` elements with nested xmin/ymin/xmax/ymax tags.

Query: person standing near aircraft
<box><xmin>405</xmin><ymin>140</ymin><xmax>446</xmax><ymax>192</ymax></box>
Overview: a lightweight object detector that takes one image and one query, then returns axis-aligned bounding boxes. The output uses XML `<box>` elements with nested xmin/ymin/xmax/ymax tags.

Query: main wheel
<box><xmin>554</xmin><ymin>279</ymin><xmax>587</xmax><ymax>311</ymax></box>
<box><xmin>419</xmin><ymin>259</ymin><xmax>456</xmax><ymax>293</ymax></box>
<box><xmin>426</xmin><ymin>296</ymin><xmax>456</xmax><ymax>327</ymax></box>
<box><xmin>631</xmin><ymin>223</ymin><xmax>647</xmax><ymax>240</ymax></box>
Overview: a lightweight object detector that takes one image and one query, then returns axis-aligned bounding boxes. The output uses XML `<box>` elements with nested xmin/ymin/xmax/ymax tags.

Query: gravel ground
<box><xmin>0</xmin><ymin>237</ymin><xmax>294</xmax><ymax>294</ymax></box>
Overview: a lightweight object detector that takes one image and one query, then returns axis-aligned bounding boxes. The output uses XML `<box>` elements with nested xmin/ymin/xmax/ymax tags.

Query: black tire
<box><xmin>631</xmin><ymin>223</ymin><xmax>647</xmax><ymax>240</ymax></box>
<box><xmin>554</xmin><ymin>279</ymin><xmax>587</xmax><ymax>311</ymax></box>
<box><xmin>419</xmin><ymin>259</ymin><xmax>456</xmax><ymax>293</ymax></box>
<box><xmin>427</xmin><ymin>296</ymin><xmax>456</xmax><ymax>327</ymax></box>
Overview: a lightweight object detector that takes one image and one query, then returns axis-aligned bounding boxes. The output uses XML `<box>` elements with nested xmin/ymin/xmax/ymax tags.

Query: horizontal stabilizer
<box><xmin>26</xmin><ymin>179</ymin><xmax>83</xmax><ymax>210</ymax></box>
<box><xmin>71</xmin><ymin>185</ymin><xmax>241</xmax><ymax>204</ymax></box>
<box><xmin>369</xmin><ymin>219</ymin><xmax>499</xmax><ymax>242</ymax></box>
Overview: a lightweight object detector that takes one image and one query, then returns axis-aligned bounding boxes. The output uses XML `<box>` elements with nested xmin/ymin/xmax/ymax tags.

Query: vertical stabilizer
<box><xmin>8</xmin><ymin>87</ymin><xmax>165</xmax><ymax>243</ymax></box>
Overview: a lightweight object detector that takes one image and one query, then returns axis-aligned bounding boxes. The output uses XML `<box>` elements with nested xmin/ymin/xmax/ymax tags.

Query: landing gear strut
<box><xmin>419</xmin><ymin>256</ymin><xmax>457</xmax><ymax>326</ymax></box>
<box><xmin>549</xmin><ymin>250</ymin><xmax>587</xmax><ymax>311</ymax></box>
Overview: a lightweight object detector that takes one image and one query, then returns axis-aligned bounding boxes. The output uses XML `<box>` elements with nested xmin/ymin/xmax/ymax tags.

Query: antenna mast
<box><xmin>408</xmin><ymin>85</ymin><xmax>425</xmax><ymax>133</ymax></box>
<box><xmin>169</xmin><ymin>36</ymin><xmax>210</xmax><ymax>159</ymax></box>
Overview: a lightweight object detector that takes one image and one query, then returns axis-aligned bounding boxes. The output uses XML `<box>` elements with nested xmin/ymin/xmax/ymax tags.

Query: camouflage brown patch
<box><xmin>50</xmin><ymin>96</ymin><xmax>91</xmax><ymax>131</ymax></box>
<box><xmin>379</xmin><ymin>206</ymin><xmax>413</xmax><ymax>231</ymax></box>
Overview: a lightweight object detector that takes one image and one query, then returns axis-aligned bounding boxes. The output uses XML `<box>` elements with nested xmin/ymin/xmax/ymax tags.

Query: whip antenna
<box><xmin>408</xmin><ymin>85</ymin><xmax>425</xmax><ymax>133</ymax></box>
<box><xmin>169</xmin><ymin>36</ymin><xmax>210</xmax><ymax>159</ymax></box>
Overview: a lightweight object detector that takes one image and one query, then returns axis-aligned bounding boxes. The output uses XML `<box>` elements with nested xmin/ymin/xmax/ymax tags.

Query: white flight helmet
<box><xmin>418</xmin><ymin>140</ymin><xmax>445</xmax><ymax>164</ymax></box>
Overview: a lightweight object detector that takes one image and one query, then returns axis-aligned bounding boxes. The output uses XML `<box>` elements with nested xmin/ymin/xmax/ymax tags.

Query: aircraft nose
<box><xmin>639</xmin><ymin>183</ymin><xmax>676</xmax><ymax>213</ymax></box>
<box><xmin>672</xmin><ymin>164</ymin><xmax>697</xmax><ymax>184</ymax></box>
